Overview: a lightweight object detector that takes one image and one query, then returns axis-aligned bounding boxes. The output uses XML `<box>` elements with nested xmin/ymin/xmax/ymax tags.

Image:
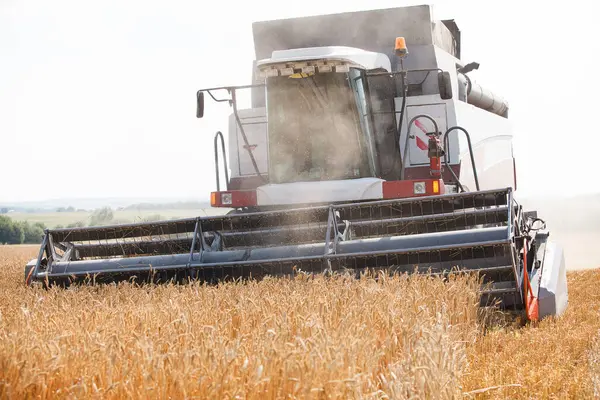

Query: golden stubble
<box><xmin>461</xmin><ymin>268</ymin><xmax>600</xmax><ymax>399</ymax></box>
<box><xmin>1</xmin><ymin>246</ymin><xmax>599</xmax><ymax>399</ymax></box>
<box><xmin>0</xmin><ymin>246</ymin><xmax>481</xmax><ymax>399</ymax></box>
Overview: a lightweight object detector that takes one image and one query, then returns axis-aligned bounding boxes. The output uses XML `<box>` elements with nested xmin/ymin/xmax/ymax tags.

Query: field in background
<box><xmin>1</xmin><ymin>246</ymin><xmax>599</xmax><ymax>399</ymax></box>
<box><xmin>6</xmin><ymin>208</ymin><xmax>229</xmax><ymax>228</ymax></box>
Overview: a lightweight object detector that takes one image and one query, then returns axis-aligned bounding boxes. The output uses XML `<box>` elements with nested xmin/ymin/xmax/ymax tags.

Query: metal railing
<box><xmin>213</xmin><ymin>131</ymin><xmax>229</xmax><ymax>192</ymax></box>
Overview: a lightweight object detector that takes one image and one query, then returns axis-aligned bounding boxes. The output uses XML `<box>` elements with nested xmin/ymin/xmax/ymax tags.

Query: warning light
<box><xmin>432</xmin><ymin>180</ymin><xmax>440</xmax><ymax>194</ymax></box>
<box><xmin>395</xmin><ymin>37</ymin><xmax>408</xmax><ymax>58</ymax></box>
<box><xmin>210</xmin><ymin>192</ymin><xmax>217</xmax><ymax>206</ymax></box>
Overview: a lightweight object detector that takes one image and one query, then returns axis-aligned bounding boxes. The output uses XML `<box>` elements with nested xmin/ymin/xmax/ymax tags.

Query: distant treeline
<box><xmin>0</xmin><ymin>201</ymin><xmax>209</xmax><ymax>214</ymax></box>
<box><xmin>0</xmin><ymin>216</ymin><xmax>46</xmax><ymax>244</ymax></box>
<box><xmin>0</xmin><ymin>208</ymin><xmax>172</xmax><ymax>243</ymax></box>
<box><xmin>53</xmin><ymin>207</ymin><xmax>168</xmax><ymax>229</ymax></box>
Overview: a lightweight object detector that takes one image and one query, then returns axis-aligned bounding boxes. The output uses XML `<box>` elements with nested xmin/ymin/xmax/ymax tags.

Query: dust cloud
<box><xmin>266</xmin><ymin>73</ymin><xmax>370</xmax><ymax>186</ymax></box>
<box><xmin>519</xmin><ymin>195</ymin><xmax>600</xmax><ymax>271</ymax></box>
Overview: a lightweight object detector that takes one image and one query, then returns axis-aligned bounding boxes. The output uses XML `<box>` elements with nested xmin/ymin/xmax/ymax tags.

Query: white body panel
<box><xmin>395</xmin><ymin>78</ymin><xmax>515</xmax><ymax>192</ymax></box>
<box><xmin>452</xmin><ymin>100</ymin><xmax>515</xmax><ymax>192</ymax></box>
<box><xmin>397</xmin><ymin>97</ymin><xmax>454</xmax><ymax>166</ymax></box>
<box><xmin>256</xmin><ymin>178</ymin><xmax>384</xmax><ymax>206</ymax></box>
<box><xmin>532</xmin><ymin>240</ymin><xmax>569</xmax><ymax>319</ymax></box>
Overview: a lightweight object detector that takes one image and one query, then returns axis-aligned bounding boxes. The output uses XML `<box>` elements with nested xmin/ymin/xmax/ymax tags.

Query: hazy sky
<box><xmin>1</xmin><ymin>0</ymin><xmax>598</xmax><ymax>203</ymax></box>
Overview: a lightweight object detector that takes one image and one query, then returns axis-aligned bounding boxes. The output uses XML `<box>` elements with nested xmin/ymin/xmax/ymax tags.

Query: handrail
<box><xmin>213</xmin><ymin>131</ymin><xmax>229</xmax><ymax>192</ymax></box>
<box><xmin>442</xmin><ymin>126</ymin><xmax>480</xmax><ymax>192</ymax></box>
<box><xmin>196</xmin><ymin>83</ymin><xmax>266</xmax><ymax>102</ymax></box>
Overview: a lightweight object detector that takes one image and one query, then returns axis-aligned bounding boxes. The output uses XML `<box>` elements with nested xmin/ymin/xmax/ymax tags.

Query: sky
<box><xmin>1</xmin><ymin>0</ymin><xmax>599</xmax><ymax>203</ymax></box>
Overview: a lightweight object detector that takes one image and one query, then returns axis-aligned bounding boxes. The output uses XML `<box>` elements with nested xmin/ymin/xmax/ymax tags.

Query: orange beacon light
<box><xmin>395</xmin><ymin>37</ymin><xmax>408</xmax><ymax>58</ymax></box>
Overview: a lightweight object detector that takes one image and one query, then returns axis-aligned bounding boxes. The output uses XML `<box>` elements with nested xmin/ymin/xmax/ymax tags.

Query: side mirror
<box><xmin>438</xmin><ymin>71</ymin><xmax>453</xmax><ymax>100</ymax></box>
<box><xmin>196</xmin><ymin>92</ymin><xmax>204</xmax><ymax>118</ymax></box>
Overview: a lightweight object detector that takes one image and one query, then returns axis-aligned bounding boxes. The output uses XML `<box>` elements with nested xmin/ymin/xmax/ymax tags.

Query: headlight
<box><xmin>413</xmin><ymin>182</ymin><xmax>426</xmax><ymax>194</ymax></box>
<box><xmin>221</xmin><ymin>193</ymin><xmax>233</xmax><ymax>205</ymax></box>
<box><xmin>445</xmin><ymin>184</ymin><xmax>458</xmax><ymax>194</ymax></box>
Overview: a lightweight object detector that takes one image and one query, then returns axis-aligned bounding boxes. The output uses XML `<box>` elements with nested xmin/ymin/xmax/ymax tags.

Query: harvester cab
<box><xmin>25</xmin><ymin>5</ymin><xmax>568</xmax><ymax>322</ymax></box>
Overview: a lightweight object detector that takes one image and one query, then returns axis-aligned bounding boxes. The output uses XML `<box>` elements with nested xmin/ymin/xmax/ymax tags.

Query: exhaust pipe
<box><xmin>458</xmin><ymin>73</ymin><xmax>509</xmax><ymax>118</ymax></box>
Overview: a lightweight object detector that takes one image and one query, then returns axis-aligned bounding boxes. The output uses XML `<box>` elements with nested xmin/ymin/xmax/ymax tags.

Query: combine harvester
<box><xmin>25</xmin><ymin>5</ymin><xmax>567</xmax><ymax>321</ymax></box>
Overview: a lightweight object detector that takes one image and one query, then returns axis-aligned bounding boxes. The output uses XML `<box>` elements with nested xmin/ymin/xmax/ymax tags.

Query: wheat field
<box><xmin>1</xmin><ymin>245</ymin><xmax>599</xmax><ymax>399</ymax></box>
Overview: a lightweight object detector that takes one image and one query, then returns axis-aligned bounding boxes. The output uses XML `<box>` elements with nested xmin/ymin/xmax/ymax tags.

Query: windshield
<box><xmin>265</xmin><ymin>72</ymin><xmax>375</xmax><ymax>184</ymax></box>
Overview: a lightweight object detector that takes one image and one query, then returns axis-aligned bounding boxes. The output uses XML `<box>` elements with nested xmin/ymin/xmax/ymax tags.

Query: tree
<box><xmin>21</xmin><ymin>221</ymin><xmax>45</xmax><ymax>243</ymax></box>
<box><xmin>0</xmin><ymin>216</ymin><xmax>24</xmax><ymax>244</ymax></box>
<box><xmin>0</xmin><ymin>216</ymin><xmax>13</xmax><ymax>243</ymax></box>
<box><xmin>11</xmin><ymin>223</ymin><xmax>24</xmax><ymax>244</ymax></box>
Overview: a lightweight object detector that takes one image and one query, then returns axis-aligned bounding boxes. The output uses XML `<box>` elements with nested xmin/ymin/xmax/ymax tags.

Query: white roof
<box><xmin>256</xmin><ymin>46</ymin><xmax>391</xmax><ymax>72</ymax></box>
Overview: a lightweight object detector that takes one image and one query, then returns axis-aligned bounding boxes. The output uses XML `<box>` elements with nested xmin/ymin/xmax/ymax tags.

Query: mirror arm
<box><xmin>196</xmin><ymin>91</ymin><xmax>205</xmax><ymax>118</ymax></box>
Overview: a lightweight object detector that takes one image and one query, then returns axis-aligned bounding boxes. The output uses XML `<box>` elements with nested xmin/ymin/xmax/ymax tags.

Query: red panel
<box><xmin>382</xmin><ymin>180</ymin><xmax>417</xmax><ymax>198</ymax></box>
<box><xmin>211</xmin><ymin>190</ymin><xmax>257</xmax><ymax>208</ymax></box>
<box><xmin>382</xmin><ymin>179</ymin><xmax>445</xmax><ymax>199</ymax></box>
